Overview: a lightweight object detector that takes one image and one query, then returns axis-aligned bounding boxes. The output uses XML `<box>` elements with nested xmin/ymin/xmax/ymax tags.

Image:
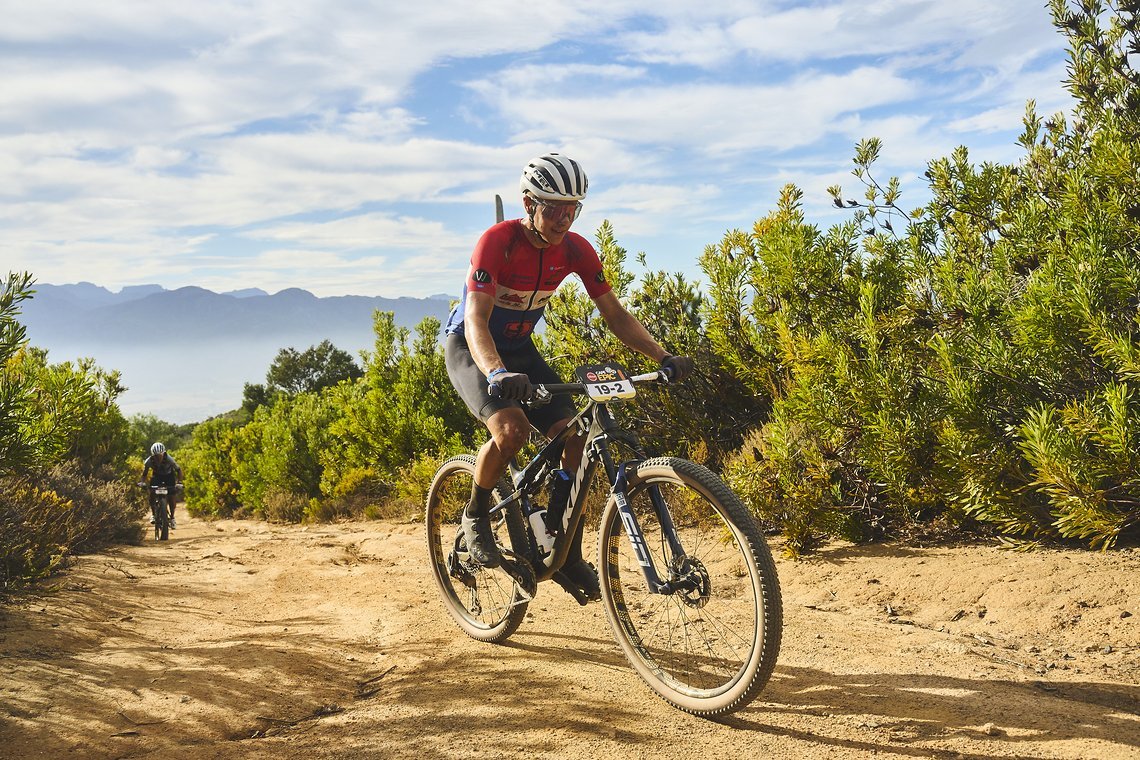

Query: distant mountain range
<box><xmin>18</xmin><ymin>283</ymin><xmax>457</xmax><ymax>424</ymax></box>
<box><xmin>22</xmin><ymin>282</ymin><xmax>456</xmax><ymax>345</ymax></box>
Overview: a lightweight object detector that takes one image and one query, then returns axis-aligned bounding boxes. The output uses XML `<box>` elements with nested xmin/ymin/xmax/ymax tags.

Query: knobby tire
<box><xmin>426</xmin><ymin>455</ymin><xmax>530</xmax><ymax>643</ymax></box>
<box><xmin>598</xmin><ymin>457</ymin><xmax>782</xmax><ymax>716</ymax></box>
<box><xmin>152</xmin><ymin>496</ymin><xmax>169</xmax><ymax>541</ymax></box>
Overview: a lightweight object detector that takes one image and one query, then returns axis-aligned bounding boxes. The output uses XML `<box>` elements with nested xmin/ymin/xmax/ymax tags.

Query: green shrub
<box><xmin>1018</xmin><ymin>384</ymin><xmax>1140</xmax><ymax>548</ymax></box>
<box><xmin>260</xmin><ymin>488</ymin><xmax>306</xmax><ymax>524</ymax></box>
<box><xmin>41</xmin><ymin>461</ymin><xmax>143</xmax><ymax>550</ymax></box>
<box><xmin>723</xmin><ymin>425</ymin><xmax>861</xmax><ymax>558</ymax></box>
<box><xmin>330</xmin><ymin>466</ymin><xmax>389</xmax><ymax>507</ymax></box>
<box><xmin>180</xmin><ymin>416</ymin><xmax>243</xmax><ymax>518</ymax></box>
<box><xmin>386</xmin><ymin>452</ymin><xmax>449</xmax><ymax>521</ymax></box>
<box><xmin>703</xmin><ymin>2</ymin><xmax>1140</xmax><ymax>550</ymax></box>
<box><xmin>1</xmin><ymin>480</ymin><xmax>74</xmax><ymax>587</ymax></box>
<box><xmin>303</xmin><ymin>497</ymin><xmax>353</xmax><ymax>524</ymax></box>
<box><xmin>1</xmin><ymin>461</ymin><xmax>142</xmax><ymax>591</ymax></box>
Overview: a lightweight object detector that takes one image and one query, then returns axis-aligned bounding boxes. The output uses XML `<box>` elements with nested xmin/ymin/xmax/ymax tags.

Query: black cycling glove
<box><xmin>489</xmin><ymin>371</ymin><xmax>533</xmax><ymax>401</ymax></box>
<box><xmin>660</xmin><ymin>354</ymin><xmax>694</xmax><ymax>383</ymax></box>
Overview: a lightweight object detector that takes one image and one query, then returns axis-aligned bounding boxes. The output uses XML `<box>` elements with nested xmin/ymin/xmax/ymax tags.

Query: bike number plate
<box><xmin>576</xmin><ymin>363</ymin><xmax>636</xmax><ymax>402</ymax></box>
<box><xmin>154</xmin><ymin>487</ymin><xmax>168</xmax><ymax>495</ymax></box>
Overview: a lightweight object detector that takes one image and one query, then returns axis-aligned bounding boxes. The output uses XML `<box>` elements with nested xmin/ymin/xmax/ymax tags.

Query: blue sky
<box><xmin>2</xmin><ymin>1</ymin><xmax>1075</xmax><ymax>299</ymax></box>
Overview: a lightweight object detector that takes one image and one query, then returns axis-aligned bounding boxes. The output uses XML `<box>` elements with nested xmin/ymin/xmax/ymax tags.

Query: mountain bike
<box><xmin>144</xmin><ymin>484</ymin><xmax>170</xmax><ymax>541</ymax></box>
<box><xmin>426</xmin><ymin>362</ymin><xmax>782</xmax><ymax>716</ymax></box>
<box><xmin>141</xmin><ymin>483</ymin><xmax>180</xmax><ymax>541</ymax></box>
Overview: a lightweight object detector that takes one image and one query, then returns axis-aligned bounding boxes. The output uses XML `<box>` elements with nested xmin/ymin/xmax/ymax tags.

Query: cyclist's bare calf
<box><xmin>473</xmin><ymin>407</ymin><xmax>531</xmax><ymax>489</ymax></box>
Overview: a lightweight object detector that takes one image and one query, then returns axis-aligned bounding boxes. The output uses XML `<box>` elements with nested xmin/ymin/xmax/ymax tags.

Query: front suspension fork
<box><xmin>610</xmin><ymin>462</ymin><xmax>689</xmax><ymax>595</ymax></box>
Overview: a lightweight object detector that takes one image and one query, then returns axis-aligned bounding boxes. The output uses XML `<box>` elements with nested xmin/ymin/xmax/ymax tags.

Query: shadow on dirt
<box><xmin>0</xmin><ymin>544</ymin><xmax>361</xmax><ymax>758</ymax></box>
<box><xmin>717</xmin><ymin>664</ymin><xmax>1140</xmax><ymax>756</ymax></box>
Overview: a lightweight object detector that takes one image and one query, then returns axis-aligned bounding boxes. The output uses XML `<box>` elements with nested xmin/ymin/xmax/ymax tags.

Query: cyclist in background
<box><xmin>139</xmin><ymin>442</ymin><xmax>183</xmax><ymax>529</ymax></box>
<box><xmin>443</xmin><ymin>152</ymin><xmax>693</xmax><ymax>599</ymax></box>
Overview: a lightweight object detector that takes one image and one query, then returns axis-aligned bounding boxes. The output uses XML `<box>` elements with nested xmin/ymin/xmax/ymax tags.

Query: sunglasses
<box><xmin>533</xmin><ymin>199</ymin><xmax>583</xmax><ymax>223</ymax></box>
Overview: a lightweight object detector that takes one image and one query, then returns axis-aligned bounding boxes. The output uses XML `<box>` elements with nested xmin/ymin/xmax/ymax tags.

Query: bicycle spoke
<box><xmin>599</xmin><ymin>457</ymin><xmax>782</xmax><ymax>715</ymax></box>
<box><xmin>426</xmin><ymin>455</ymin><xmax>531</xmax><ymax>643</ymax></box>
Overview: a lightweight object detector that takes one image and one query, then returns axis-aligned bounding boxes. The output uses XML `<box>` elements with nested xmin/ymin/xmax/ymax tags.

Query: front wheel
<box><xmin>598</xmin><ymin>457</ymin><xmax>782</xmax><ymax>716</ymax></box>
<box><xmin>426</xmin><ymin>455</ymin><xmax>530</xmax><ymax>643</ymax></box>
<box><xmin>152</xmin><ymin>498</ymin><xmax>169</xmax><ymax>541</ymax></box>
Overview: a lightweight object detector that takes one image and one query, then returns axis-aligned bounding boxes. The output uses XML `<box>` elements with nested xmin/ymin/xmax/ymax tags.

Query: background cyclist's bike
<box><xmin>426</xmin><ymin>362</ymin><xmax>782</xmax><ymax>716</ymax></box>
<box><xmin>141</xmin><ymin>483</ymin><xmax>179</xmax><ymax>541</ymax></box>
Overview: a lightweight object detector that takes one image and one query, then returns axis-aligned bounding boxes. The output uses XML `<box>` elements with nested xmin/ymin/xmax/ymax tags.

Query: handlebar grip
<box><xmin>488</xmin><ymin>382</ymin><xmax>551</xmax><ymax>404</ymax></box>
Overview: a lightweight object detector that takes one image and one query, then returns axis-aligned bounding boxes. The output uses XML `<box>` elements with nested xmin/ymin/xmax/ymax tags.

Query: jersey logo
<box><xmin>503</xmin><ymin>321</ymin><xmax>535</xmax><ymax>339</ymax></box>
<box><xmin>595</xmin><ymin>271</ymin><xmax>607</xmax><ymax>284</ymax></box>
<box><xmin>472</xmin><ymin>269</ymin><xmax>492</xmax><ymax>283</ymax></box>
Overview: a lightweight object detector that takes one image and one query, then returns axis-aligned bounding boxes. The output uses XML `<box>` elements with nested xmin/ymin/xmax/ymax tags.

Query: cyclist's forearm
<box><xmin>604</xmin><ymin>307</ymin><xmax>668</xmax><ymax>362</ymax></box>
<box><xmin>467</xmin><ymin>327</ymin><xmax>506</xmax><ymax>376</ymax></box>
<box><xmin>464</xmin><ymin>293</ymin><xmax>507</xmax><ymax>375</ymax></box>
<box><xmin>595</xmin><ymin>290</ymin><xmax>668</xmax><ymax>361</ymax></box>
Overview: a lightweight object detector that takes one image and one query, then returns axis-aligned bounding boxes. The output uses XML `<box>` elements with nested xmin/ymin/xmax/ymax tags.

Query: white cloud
<box><xmin>248</xmin><ymin>212</ymin><xmax>467</xmax><ymax>251</ymax></box>
<box><xmin>205</xmin><ymin>247</ymin><xmax>470</xmax><ymax>298</ymax></box>
<box><xmin>619</xmin><ymin>0</ymin><xmax>1059</xmax><ymax>69</ymax></box>
<box><xmin>481</xmin><ymin>65</ymin><xmax>916</xmax><ymax>153</ymax></box>
<box><xmin>1</xmin><ymin>0</ymin><xmax>1078</xmax><ymax>301</ymax></box>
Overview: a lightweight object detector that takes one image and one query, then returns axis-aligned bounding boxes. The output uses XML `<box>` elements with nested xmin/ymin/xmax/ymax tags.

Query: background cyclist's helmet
<box><xmin>520</xmin><ymin>153</ymin><xmax>588</xmax><ymax>201</ymax></box>
<box><xmin>150</xmin><ymin>442</ymin><xmax>166</xmax><ymax>456</ymax></box>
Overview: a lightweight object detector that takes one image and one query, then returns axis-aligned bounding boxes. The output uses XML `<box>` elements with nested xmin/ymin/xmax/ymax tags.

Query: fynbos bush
<box><xmin>1</xmin><ymin>462</ymin><xmax>142</xmax><ymax>591</ymax></box>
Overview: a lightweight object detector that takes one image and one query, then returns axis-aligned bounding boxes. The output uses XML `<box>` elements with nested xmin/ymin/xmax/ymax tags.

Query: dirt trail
<box><xmin>2</xmin><ymin>514</ymin><xmax>1138</xmax><ymax>759</ymax></box>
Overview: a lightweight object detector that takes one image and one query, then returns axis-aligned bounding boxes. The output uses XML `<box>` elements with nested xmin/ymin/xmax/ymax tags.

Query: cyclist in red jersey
<box><xmin>444</xmin><ymin>153</ymin><xmax>693</xmax><ymax>598</ymax></box>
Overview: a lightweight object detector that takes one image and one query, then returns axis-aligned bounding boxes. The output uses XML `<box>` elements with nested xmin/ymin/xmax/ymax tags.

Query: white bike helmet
<box><xmin>520</xmin><ymin>153</ymin><xmax>588</xmax><ymax>201</ymax></box>
<box><xmin>150</xmin><ymin>442</ymin><xmax>166</xmax><ymax>456</ymax></box>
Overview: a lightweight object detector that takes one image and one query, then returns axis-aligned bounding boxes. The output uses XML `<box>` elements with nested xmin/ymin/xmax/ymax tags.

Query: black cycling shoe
<box><xmin>461</xmin><ymin>511</ymin><xmax>502</xmax><ymax>568</ymax></box>
<box><xmin>556</xmin><ymin>559</ymin><xmax>601</xmax><ymax>602</ymax></box>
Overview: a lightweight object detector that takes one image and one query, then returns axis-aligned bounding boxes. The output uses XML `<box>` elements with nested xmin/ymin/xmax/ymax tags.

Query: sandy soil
<box><xmin>2</xmin><ymin>513</ymin><xmax>1138</xmax><ymax>760</ymax></box>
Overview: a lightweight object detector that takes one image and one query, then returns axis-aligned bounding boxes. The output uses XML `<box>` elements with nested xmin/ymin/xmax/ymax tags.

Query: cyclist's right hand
<box><xmin>489</xmin><ymin>371</ymin><xmax>532</xmax><ymax>401</ymax></box>
<box><xmin>137</xmin><ymin>481</ymin><xmax>147</xmax><ymax>488</ymax></box>
<box><xmin>660</xmin><ymin>354</ymin><xmax>695</xmax><ymax>383</ymax></box>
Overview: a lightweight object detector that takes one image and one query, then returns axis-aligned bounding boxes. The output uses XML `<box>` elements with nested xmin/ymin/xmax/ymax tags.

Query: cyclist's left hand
<box><xmin>660</xmin><ymin>354</ymin><xmax>694</xmax><ymax>383</ymax></box>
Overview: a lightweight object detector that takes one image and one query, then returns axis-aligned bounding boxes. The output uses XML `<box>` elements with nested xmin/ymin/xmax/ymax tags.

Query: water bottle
<box><xmin>529</xmin><ymin>510</ymin><xmax>555</xmax><ymax>557</ymax></box>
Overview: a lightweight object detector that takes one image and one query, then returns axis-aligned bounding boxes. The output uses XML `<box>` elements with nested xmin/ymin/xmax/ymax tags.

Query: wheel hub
<box><xmin>670</xmin><ymin>556</ymin><xmax>711</xmax><ymax>608</ymax></box>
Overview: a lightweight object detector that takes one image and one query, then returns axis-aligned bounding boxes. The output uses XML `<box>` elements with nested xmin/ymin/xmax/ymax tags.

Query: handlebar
<box><xmin>538</xmin><ymin>369</ymin><xmax>666</xmax><ymax>396</ymax></box>
<box><xmin>488</xmin><ymin>369</ymin><xmax>669</xmax><ymax>402</ymax></box>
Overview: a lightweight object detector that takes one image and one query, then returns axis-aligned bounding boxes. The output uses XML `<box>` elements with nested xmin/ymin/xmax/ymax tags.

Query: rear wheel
<box><xmin>426</xmin><ymin>455</ymin><xmax>531</xmax><ymax>643</ymax></box>
<box><xmin>598</xmin><ymin>457</ymin><xmax>782</xmax><ymax>716</ymax></box>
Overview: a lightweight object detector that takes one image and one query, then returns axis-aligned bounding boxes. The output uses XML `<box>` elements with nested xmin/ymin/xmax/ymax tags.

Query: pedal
<box><xmin>552</xmin><ymin>571</ymin><xmax>593</xmax><ymax>606</ymax></box>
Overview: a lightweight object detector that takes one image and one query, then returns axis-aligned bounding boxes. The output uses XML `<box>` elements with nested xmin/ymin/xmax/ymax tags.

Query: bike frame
<box><xmin>489</xmin><ymin>372</ymin><xmax>686</xmax><ymax>594</ymax></box>
<box><xmin>150</xmin><ymin>487</ymin><xmax>168</xmax><ymax>517</ymax></box>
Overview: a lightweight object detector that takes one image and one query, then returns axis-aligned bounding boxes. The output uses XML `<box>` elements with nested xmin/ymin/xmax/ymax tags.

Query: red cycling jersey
<box><xmin>444</xmin><ymin>220</ymin><xmax>613</xmax><ymax>349</ymax></box>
